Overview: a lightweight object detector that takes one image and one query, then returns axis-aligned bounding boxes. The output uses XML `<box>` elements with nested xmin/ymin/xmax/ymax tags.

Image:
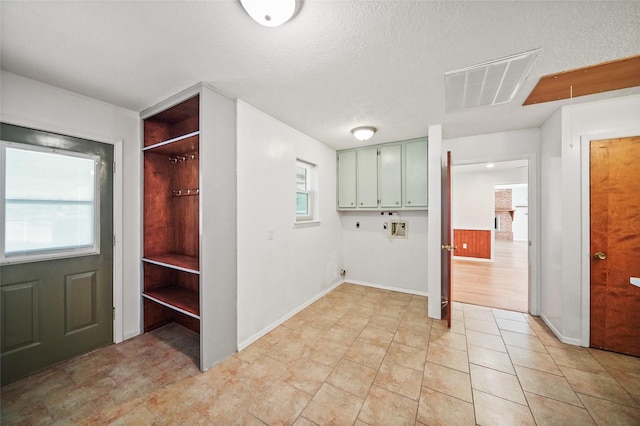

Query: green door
<box><xmin>1</xmin><ymin>123</ymin><xmax>114</xmax><ymax>385</ymax></box>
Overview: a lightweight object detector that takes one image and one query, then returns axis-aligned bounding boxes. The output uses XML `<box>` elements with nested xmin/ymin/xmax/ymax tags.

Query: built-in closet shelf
<box><xmin>143</xmin><ymin>132</ymin><xmax>200</xmax><ymax>156</ymax></box>
<box><xmin>143</xmin><ymin>287</ymin><xmax>200</xmax><ymax>319</ymax></box>
<box><xmin>143</xmin><ymin>254</ymin><xmax>200</xmax><ymax>274</ymax></box>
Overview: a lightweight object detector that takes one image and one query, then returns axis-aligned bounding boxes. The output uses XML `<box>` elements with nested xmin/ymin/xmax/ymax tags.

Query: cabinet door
<box><xmin>357</xmin><ymin>148</ymin><xmax>378</xmax><ymax>208</ymax></box>
<box><xmin>379</xmin><ymin>145</ymin><xmax>402</xmax><ymax>208</ymax></box>
<box><xmin>404</xmin><ymin>140</ymin><xmax>428</xmax><ymax>207</ymax></box>
<box><xmin>337</xmin><ymin>151</ymin><xmax>357</xmax><ymax>208</ymax></box>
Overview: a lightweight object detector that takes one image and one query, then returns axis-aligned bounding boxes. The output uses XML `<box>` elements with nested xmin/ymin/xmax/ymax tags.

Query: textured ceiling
<box><xmin>1</xmin><ymin>1</ymin><xmax>639</xmax><ymax>150</ymax></box>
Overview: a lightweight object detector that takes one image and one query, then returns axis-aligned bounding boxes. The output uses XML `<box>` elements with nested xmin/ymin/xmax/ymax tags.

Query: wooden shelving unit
<box><xmin>140</xmin><ymin>83</ymin><xmax>238</xmax><ymax>372</ymax></box>
<box><xmin>142</xmin><ymin>94</ymin><xmax>201</xmax><ymax>334</ymax></box>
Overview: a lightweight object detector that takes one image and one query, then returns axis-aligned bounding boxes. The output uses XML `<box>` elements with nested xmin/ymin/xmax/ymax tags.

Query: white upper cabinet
<box><xmin>337</xmin><ymin>150</ymin><xmax>356</xmax><ymax>208</ymax></box>
<box><xmin>336</xmin><ymin>138</ymin><xmax>428</xmax><ymax>211</ymax></box>
<box><xmin>379</xmin><ymin>145</ymin><xmax>402</xmax><ymax>208</ymax></box>
<box><xmin>357</xmin><ymin>147</ymin><xmax>378</xmax><ymax>208</ymax></box>
<box><xmin>404</xmin><ymin>139</ymin><xmax>428</xmax><ymax>207</ymax></box>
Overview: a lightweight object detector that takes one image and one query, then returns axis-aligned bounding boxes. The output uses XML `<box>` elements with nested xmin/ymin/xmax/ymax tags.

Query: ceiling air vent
<box><xmin>445</xmin><ymin>49</ymin><xmax>540</xmax><ymax>112</ymax></box>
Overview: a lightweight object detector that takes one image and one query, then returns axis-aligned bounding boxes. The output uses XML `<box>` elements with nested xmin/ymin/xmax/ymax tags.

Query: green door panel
<box><xmin>1</xmin><ymin>123</ymin><xmax>114</xmax><ymax>385</ymax></box>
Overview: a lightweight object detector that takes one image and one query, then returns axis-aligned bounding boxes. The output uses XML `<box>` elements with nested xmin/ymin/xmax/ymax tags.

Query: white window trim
<box><xmin>1</xmin><ymin>140</ymin><xmax>101</xmax><ymax>265</ymax></box>
<box><xmin>295</xmin><ymin>159</ymin><xmax>319</xmax><ymax>224</ymax></box>
<box><xmin>293</xmin><ymin>220</ymin><xmax>321</xmax><ymax>228</ymax></box>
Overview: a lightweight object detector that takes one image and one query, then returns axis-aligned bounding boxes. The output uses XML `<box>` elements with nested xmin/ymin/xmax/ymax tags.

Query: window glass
<box><xmin>296</xmin><ymin>160</ymin><xmax>314</xmax><ymax>221</ymax></box>
<box><xmin>2</xmin><ymin>142</ymin><xmax>99</xmax><ymax>261</ymax></box>
<box><xmin>296</xmin><ymin>166</ymin><xmax>307</xmax><ymax>191</ymax></box>
<box><xmin>296</xmin><ymin>192</ymin><xmax>309</xmax><ymax>216</ymax></box>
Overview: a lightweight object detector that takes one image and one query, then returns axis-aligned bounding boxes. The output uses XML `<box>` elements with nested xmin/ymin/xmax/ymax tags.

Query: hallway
<box><xmin>453</xmin><ymin>240</ymin><xmax>529</xmax><ymax>312</ymax></box>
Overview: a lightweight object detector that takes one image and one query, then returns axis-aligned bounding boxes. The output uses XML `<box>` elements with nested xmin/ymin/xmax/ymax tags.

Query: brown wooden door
<box><xmin>441</xmin><ymin>151</ymin><xmax>453</xmax><ymax>327</ymax></box>
<box><xmin>590</xmin><ymin>136</ymin><xmax>640</xmax><ymax>356</ymax></box>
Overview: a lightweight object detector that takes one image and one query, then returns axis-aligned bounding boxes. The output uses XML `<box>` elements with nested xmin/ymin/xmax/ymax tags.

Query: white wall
<box><xmin>452</xmin><ymin>168</ymin><xmax>529</xmax><ymax>253</ymax></box>
<box><xmin>0</xmin><ymin>71</ymin><xmax>141</xmax><ymax>341</ymax></box>
<box><xmin>540</xmin><ymin>108</ymin><xmax>563</xmax><ymax>336</ymax></box>
<box><xmin>510</xmin><ymin>185</ymin><xmax>529</xmax><ymax>242</ymax></box>
<box><xmin>341</xmin><ymin>211</ymin><xmax>428</xmax><ymax>295</ymax></box>
<box><xmin>452</xmin><ymin>171</ymin><xmax>493</xmax><ymax>231</ymax></box>
<box><xmin>236</xmin><ymin>101</ymin><xmax>343</xmax><ymax>348</ymax></box>
<box><xmin>427</xmin><ymin>125</ymin><xmax>443</xmax><ymax>318</ymax></box>
<box><xmin>440</xmin><ymin>128</ymin><xmax>541</xmax><ymax>314</ymax></box>
<box><xmin>540</xmin><ymin>94</ymin><xmax>640</xmax><ymax>345</ymax></box>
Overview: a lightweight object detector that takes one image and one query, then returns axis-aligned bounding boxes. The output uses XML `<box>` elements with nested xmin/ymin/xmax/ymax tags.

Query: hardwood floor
<box><xmin>452</xmin><ymin>240</ymin><xmax>528</xmax><ymax>312</ymax></box>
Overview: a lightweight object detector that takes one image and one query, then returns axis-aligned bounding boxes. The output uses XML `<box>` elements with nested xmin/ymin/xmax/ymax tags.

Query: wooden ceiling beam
<box><xmin>523</xmin><ymin>54</ymin><xmax>640</xmax><ymax>106</ymax></box>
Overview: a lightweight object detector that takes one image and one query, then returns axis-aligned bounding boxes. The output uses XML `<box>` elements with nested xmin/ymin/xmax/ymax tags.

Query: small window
<box><xmin>1</xmin><ymin>142</ymin><xmax>100</xmax><ymax>264</ymax></box>
<box><xmin>296</xmin><ymin>160</ymin><xmax>314</xmax><ymax>221</ymax></box>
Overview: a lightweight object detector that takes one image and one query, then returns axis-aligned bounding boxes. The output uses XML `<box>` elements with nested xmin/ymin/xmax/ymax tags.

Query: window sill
<box><xmin>294</xmin><ymin>220</ymin><xmax>321</xmax><ymax>228</ymax></box>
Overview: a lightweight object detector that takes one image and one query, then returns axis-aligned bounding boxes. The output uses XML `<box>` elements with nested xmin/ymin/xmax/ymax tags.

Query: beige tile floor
<box><xmin>2</xmin><ymin>283</ymin><xmax>640</xmax><ymax>425</ymax></box>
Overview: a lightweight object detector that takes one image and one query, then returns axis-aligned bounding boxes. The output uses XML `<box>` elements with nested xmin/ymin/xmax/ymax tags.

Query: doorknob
<box><xmin>594</xmin><ymin>251</ymin><xmax>607</xmax><ymax>260</ymax></box>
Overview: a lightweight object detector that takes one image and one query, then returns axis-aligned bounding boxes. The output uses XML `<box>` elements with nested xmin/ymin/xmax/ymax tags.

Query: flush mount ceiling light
<box><xmin>240</xmin><ymin>0</ymin><xmax>297</xmax><ymax>27</ymax></box>
<box><xmin>351</xmin><ymin>126</ymin><xmax>377</xmax><ymax>141</ymax></box>
<box><xmin>486</xmin><ymin>163</ymin><xmax>495</xmax><ymax>168</ymax></box>
<box><xmin>445</xmin><ymin>48</ymin><xmax>541</xmax><ymax>112</ymax></box>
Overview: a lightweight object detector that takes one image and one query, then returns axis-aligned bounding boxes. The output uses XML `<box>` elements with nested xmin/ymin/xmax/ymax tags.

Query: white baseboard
<box><xmin>346</xmin><ymin>280</ymin><xmax>428</xmax><ymax>297</ymax></box>
<box><xmin>237</xmin><ymin>278</ymin><xmax>344</xmax><ymax>351</ymax></box>
<box><xmin>540</xmin><ymin>314</ymin><xmax>582</xmax><ymax>347</ymax></box>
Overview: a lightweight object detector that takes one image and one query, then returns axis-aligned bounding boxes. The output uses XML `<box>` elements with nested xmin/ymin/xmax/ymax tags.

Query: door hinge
<box><xmin>113</xmin><ymin>160</ymin><xmax>116</xmax><ymax>174</ymax></box>
<box><xmin>113</xmin><ymin>234</ymin><xmax>116</xmax><ymax>247</ymax></box>
<box><xmin>113</xmin><ymin>307</ymin><xmax>115</xmax><ymax>320</ymax></box>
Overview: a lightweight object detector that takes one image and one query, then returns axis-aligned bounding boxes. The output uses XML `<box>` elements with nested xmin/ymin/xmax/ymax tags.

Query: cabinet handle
<box><xmin>408</xmin><ymin>201</ymin><xmax>411</xmax><ymax>204</ymax></box>
<box><xmin>360</xmin><ymin>202</ymin><xmax>363</xmax><ymax>205</ymax></box>
<box><xmin>351</xmin><ymin>202</ymin><xmax>354</xmax><ymax>206</ymax></box>
<box><xmin>395</xmin><ymin>201</ymin><xmax>399</xmax><ymax>205</ymax></box>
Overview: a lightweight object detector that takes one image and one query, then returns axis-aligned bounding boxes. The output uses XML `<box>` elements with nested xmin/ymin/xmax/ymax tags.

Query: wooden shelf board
<box><xmin>143</xmin><ymin>253</ymin><xmax>199</xmax><ymax>274</ymax></box>
<box><xmin>143</xmin><ymin>132</ymin><xmax>199</xmax><ymax>156</ymax></box>
<box><xmin>143</xmin><ymin>287</ymin><xmax>200</xmax><ymax>319</ymax></box>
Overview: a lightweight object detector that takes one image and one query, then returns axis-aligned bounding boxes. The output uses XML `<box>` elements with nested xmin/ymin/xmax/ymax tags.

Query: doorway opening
<box><xmin>451</xmin><ymin>160</ymin><xmax>529</xmax><ymax>312</ymax></box>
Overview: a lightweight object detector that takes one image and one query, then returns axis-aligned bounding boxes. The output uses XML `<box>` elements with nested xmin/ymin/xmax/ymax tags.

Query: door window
<box><xmin>1</xmin><ymin>141</ymin><xmax>100</xmax><ymax>264</ymax></box>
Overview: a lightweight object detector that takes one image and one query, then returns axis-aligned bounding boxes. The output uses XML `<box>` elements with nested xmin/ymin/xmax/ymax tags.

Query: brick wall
<box><xmin>495</xmin><ymin>189</ymin><xmax>513</xmax><ymax>241</ymax></box>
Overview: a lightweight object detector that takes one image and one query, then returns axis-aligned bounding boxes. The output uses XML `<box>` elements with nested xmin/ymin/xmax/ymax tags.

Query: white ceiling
<box><xmin>1</xmin><ymin>1</ymin><xmax>639</xmax><ymax>150</ymax></box>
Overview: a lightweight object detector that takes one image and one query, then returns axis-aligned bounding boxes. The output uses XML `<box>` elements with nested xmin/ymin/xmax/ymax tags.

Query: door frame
<box><xmin>427</xmin><ymin>124</ymin><xmax>539</xmax><ymax>318</ymax></box>
<box><xmin>579</xmin><ymin>129</ymin><xmax>638</xmax><ymax>347</ymax></box>
<box><xmin>452</xmin><ymin>157</ymin><xmax>536</xmax><ymax>314</ymax></box>
<box><xmin>444</xmin><ymin>154</ymin><xmax>539</xmax><ymax>316</ymax></box>
<box><xmin>1</xmin><ymin>116</ymin><xmax>124</xmax><ymax>344</ymax></box>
